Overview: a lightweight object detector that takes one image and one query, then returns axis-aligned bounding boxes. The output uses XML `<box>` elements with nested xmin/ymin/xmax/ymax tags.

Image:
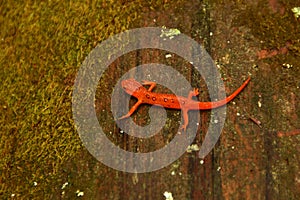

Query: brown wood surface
<box><xmin>64</xmin><ymin>0</ymin><xmax>300</xmax><ymax>199</ymax></box>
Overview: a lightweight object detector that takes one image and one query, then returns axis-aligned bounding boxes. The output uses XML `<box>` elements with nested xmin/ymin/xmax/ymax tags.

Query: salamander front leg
<box><xmin>141</xmin><ymin>80</ymin><xmax>156</xmax><ymax>92</ymax></box>
<box><xmin>188</xmin><ymin>88</ymin><xmax>199</xmax><ymax>99</ymax></box>
<box><xmin>118</xmin><ymin>100</ymin><xmax>142</xmax><ymax>120</ymax></box>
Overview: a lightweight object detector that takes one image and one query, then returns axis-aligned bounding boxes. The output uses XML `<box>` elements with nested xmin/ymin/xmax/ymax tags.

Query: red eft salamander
<box><xmin>119</xmin><ymin>77</ymin><xmax>251</xmax><ymax>132</ymax></box>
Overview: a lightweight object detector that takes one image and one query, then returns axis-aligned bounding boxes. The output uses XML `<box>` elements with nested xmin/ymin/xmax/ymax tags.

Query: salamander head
<box><xmin>121</xmin><ymin>79</ymin><xmax>145</xmax><ymax>96</ymax></box>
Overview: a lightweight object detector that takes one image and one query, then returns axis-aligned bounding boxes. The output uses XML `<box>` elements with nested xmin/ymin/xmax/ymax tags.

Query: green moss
<box><xmin>0</xmin><ymin>0</ymin><xmax>144</xmax><ymax>197</ymax></box>
<box><xmin>233</xmin><ymin>0</ymin><xmax>300</xmax><ymax>51</ymax></box>
<box><xmin>0</xmin><ymin>0</ymin><xmax>194</xmax><ymax>197</ymax></box>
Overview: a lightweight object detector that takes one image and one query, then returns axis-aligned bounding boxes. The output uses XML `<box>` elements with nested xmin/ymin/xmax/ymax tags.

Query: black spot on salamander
<box><xmin>146</xmin><ymin>94</ymin><xmax>150</xmax><ymax>99</ymax></box>
<box><xmin>164</xmin><ymin>98</ymin><xmax>168</xmax><ymax>102</ymax></box>
<box><xmin>170</xmin><ymin>99</ymin><xmax>175</xmax><ymax>103</ymax></box>
<box><xmin>152</xmin><ymin>96</ymin><xmax>156</xmax><ymax>101</ymax></box>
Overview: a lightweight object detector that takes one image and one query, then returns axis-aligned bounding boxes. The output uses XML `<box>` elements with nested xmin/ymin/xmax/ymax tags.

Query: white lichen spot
<box><xmin>291</xmin><ymin>7</ymin><xmax>300</xmax><ymax>18</ymax></box>
<box><xmin>171</xmin><ymin>171</ymin><xmax>175</xmax><ymax>175</ymax></box>
<box><xmin>33</xmin><ymin>182</ymin><xmax>37</xmax><ymax>187</ymax></box>
<box><xmin>236</xmin><ymin>112</ymin><xmax>240</xmax><ymax>116</ymax></box>
<box><xmin>11</xmin><ymin>194</ymin><xmax>15</xmax><ymax>197</ymax></box>
<box><xmin>282</xmin><ymin>63</ymin><xmax>293</xmax><ymax>69</ymax></box>
<box><xmin>222</xmin><ymin>53</ymin><xmax>230</xmax><ymax>64</ymax></box>
<box><xmin>165</xmin><ymin>54</ymin><xmax>172</xmax><ymax>58</ymax></box>
<box><xmin>120</xmin><ymin>130</ymin><xmax>124</xmax><ymax>134</ymax></box>
<box><xmin>258</xmin><ymin>101</ymin><xmax>262</xmax><ymax>108</ymax></box>
<box><xmin>76</xmin><ymin>190</ymin><xmax>84</xmax><ymax>197</ymax></box>
<box><xmin>61</xmin><ymin>182</ymin><xmax>68</xmax><ymax>190</ymax></box>
<box><xmin>231</xmin><ymin>146</ymin><xmax>235</xmax><ymax>150</ymax></box>
<box><xmin>200</xmin><ymin>160</ymin><xmax>204</xmax><ymax>164</ymax></box>
<box><xmin>178</xmin><ymin>172</ymin><xmax>182</xmax><ymax>176</ymax></box>
<box><xmin>160</xmin><ymin>26</ymin><xmax>181</xmax><ymax>40</ymax></box>
<box><xmin>214</xmin><ymin>119</ymin><xmax>219</xmax><ymax>124</ymax></box>
<box><xmin>252</xmin><ymin>64</ymin><xmax>259</xmax><ymax>69</ymax></box>
<box><xmin>217</xmin><ymin>166</ymin><xmax>221</xmax><ymax>171</ymax></box>
<box><xmin>186</xmin><ymin>144</ymin><xmax>200</xmax><ymax>153</ymax></box>
<box><xmin>209</xmin><ymin>32</ymin><xmax>213</xmax><ymax>36</ymax></box>
<box><xmin>163</xmin><ymin>191</ymin><xmax>174</xmax><ymax>200</ymax></box>
<box><xmin>132</xmin><ymin>173</ymin><xmax>139</xmax><ymax>185</ymax></box>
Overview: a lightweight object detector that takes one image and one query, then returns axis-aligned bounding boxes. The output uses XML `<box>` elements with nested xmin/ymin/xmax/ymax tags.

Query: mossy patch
<box><xmin>0</xmin><ymin>0</ymin><xmax>196</xmax><ymax>198</ymax></box>
<box><xmin>231</xmin><ymin>0</ymin><xmax>300</xmax><ymax>64</ymax></box>
<box><xmin>0</xmin><ymin>0</ymin><xmax>144</xmax><ymax>197</ymax></box>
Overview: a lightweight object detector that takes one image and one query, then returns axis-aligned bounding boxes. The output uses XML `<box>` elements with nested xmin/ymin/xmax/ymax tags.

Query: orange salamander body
<box><xmin>119</xmin><ymin>77</ymin><xmax>251</xmax><ymax>132</ymax></box>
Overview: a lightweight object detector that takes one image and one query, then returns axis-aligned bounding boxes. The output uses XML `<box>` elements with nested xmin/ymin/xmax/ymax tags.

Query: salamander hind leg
<box><xmin>179</xmin><ymin>107</ymin><xmax>189</xmax><ymax>133</ymax></box>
